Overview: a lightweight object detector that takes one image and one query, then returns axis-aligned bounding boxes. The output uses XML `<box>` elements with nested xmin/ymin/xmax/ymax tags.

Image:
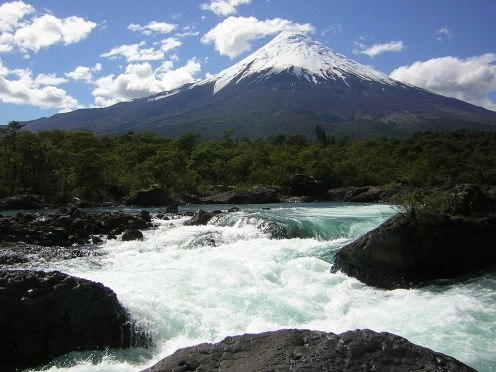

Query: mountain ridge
<box><xmin>23</xmin><ymin>32</ymin><xmax>496</xmax><ymax>139</ymax></box>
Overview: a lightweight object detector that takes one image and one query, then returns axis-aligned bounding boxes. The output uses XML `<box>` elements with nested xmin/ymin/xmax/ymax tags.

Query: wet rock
<box><xmin>126</xmin><ymin>185</ymin><xmax>173</xmax><ymax>207</ymax></box>
<box><xmin>201</xmin><ymin>186</ymin><xmax>280</xmax><ymax>204</ymax></box>
<box><xmin>184</xmin><ymin>210</ymin><xmax>221</xmax><ymax>226</ymax></box>
<box><xmin>281</xmin><ymin>174</ymin><xmax>328</xmax><ymax>198</ymax></box>
<box><xmin>0</xmin><ymin>194</ymin><xmax>44</xmax><ymax>210</ymax></box>
<box><xmin>143</xmin><ymin>328</ymin><xmax>474</xmax><ymax>372</ymax></box>
<box><xmin>122</xmin><ymin>229</ymin><xmax>144</xmax><ymax>241</ymax></box>
<box><xmin>140</xmin><ymin>210</ymin><xmax>152</xmax><ymax>222</ymax></box>
<box><xmin>0</xmin><ymin>270</ymin><xmax>149</xmax><ymax>371</ymax></box>
<box><xmin>228</xmin><ymin>207</ymin><xmax>240</xmax><ymax>213</ymax></box>
<box><xmin>284</xmin><ymin>195</ymin><xmax>314</xmax><ymax>203</ymax></box>
<box><xmin>332</xmin><ymin>212</ymin><xmax>496</xmax><ymax>289</ymax></box>
<box><xmin>0</xmin><ymin>209</ymin><xmax>153</xmax><ymax>249</ymax></box>
<box><xmin>449</xmin><ymin>184</ymin><xmax>496</xmax><ymax>216</ymax></box>
<box><xmin>165</xmin><ymin>202</ymin><xmax>178</xmax><ymax>214</ymax></box>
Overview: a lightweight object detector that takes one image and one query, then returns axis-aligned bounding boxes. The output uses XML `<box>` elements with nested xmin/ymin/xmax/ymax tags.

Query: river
<box><xmin>14</xmin><ymin>202</ymin><xmax>495</xmax><ymax>371</ymax></box>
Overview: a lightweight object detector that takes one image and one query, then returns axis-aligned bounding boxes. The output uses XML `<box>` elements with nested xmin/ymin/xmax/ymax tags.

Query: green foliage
<box><xmin>0</xmin><ymin>126</ymin><xmax>495</xmax><ymax>203</ymax></box>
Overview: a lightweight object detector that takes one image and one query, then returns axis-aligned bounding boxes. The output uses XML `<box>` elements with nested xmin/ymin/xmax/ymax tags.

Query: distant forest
<box><xmin>1</xmin><ymin>121</ymin><xmax>495</xmax><ymax>203</ymax></box>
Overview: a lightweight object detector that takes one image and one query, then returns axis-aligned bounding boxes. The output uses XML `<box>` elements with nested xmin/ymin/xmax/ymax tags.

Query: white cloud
<box><xmin>201</xmin><ymin>16</ymin><xmax>315</xmax><ymax>58</ymax></box>
<box><xmin>160</xmin><ymin>37</ymin><xmax>181</xmax><ymax>52</ymax></box>
<box><xmin>201</xmin><ymin>0</ymin><xmax>251</xmax><ymax>17</ymax></box>
<box><xmin>128</xmin><ymin>21</ymin><xmax>176</xmax><ymax>35</ymax></box>
<box><xmin>0</xmin><ymin>60</ymin><xmax>79</xmax><ymax>110</ymax></box>
<box><xmin>0</xmin><ymin>1</ymin><xmax>34</xmax><ymax>32</ymax></box>
<box><xmin>92</xmin><ymin>59</ymin><xmax>201</xmax><ymax>107</ymax></box>
<box><xmin>102</xmin><ymin>38</ymin><xmax>181</xmax><ymax>63</ymax></box>
<box><xmin>102</xmin><ymin>41</ymin><xmax>164</xmax><ymax>62</ymax></box>
<box><xmin>0</xmin><ymin>3</ymin><xmax>96</xmax><ymax>53</ymax></box>
<box><xmin>437</xmin><ymin>26</ymin><xmax>454</xmax><ymax>41</ymax></box>
<box><xmin>65</xmin><ymin>63</ymin><xmax>102</xmax><ymax>83</ymax></box>
<box><xmin>357</xmin><ymin>41</ymin><xmax>405</xmax><ymax>58</ymax></box>
<box><xmin>14</xmin><ymin>14</ymin><xmax>96</xmax><ymax>52</ymax></box>
<box><xmin>34</xmin><ymin>73</ymin><xmax>68</xmax><ymax>86</ymax></box>
<box><xmin>390</xmin><ymin>53</ymin><xmax>496</xmax><ymax>110</ymax></box>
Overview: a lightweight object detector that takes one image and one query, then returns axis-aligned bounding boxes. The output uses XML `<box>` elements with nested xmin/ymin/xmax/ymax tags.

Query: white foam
<box><xmin>33</xmin><ymin>204</ymin><xmax>495</xmax><ymax>371</ymax></box>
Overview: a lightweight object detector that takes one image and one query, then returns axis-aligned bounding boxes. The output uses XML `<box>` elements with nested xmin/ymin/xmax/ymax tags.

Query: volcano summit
<box><xmin>24</xmin><ymin>32</ymin><xmax>496</xmax><ymax>138</ymax></box>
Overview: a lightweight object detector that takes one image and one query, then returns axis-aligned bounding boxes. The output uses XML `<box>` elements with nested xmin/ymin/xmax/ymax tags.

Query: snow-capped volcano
<box><xmin>201</xmin><ymin>31</ymin><xmax>396</xmax><ymax>94</ymax></box>
<box><xmin>24</xmin><ymin>32</ymin><xmax>496</xmax><ymax>138</ymax></box>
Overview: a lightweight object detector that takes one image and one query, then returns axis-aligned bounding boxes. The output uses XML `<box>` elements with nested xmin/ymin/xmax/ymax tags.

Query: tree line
<box><xmin>1</xmin><ymin>121</ymin><xmax>495</xmax><ymax>203</ymax></box>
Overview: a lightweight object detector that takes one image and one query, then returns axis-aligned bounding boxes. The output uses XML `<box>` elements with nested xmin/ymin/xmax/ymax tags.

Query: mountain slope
<box><xmin>23</xmin><ymin>32</ymin><xmax>496</xmax><ymax>138</ymax></box>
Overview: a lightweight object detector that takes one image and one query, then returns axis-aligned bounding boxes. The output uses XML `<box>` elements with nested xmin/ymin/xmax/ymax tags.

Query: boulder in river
<box><xmin>184</xmin><ymin>210</ymin><xmax>222</xmax><ymax>226</ymax></box>
<box><xmin>201</xmin><ymin>186</ymin><xmax>280</xmax><ymax>204</ymax></box>
<box><xmin>0</xmin><ymin>194</ymin><xmax>44</xmax><ymax>210</ymax></box>
<box><xmin>332</xmin><ymin>211</ymin><xmax>496</xmax><ymax>289</ymax></box>
<box><xmin>142</xmin><ymin>328</ymin><xmax>474</xmax><ymax>371</ymax></box>
<box><xmin>0</xmin><ymin>270</ymin><xmax>149</xmax><ymax>371</ymax></box>
<box><xmin>126</xmin><ymin>185</ymin><xmax>173</xmax><ymax>207</ymax></box>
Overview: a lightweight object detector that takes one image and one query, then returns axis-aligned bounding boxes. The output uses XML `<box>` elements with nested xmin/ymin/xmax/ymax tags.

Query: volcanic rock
<box><xmin>142</xmin><ymin>328</ymin><xmax>473</xmax><ymax>372</ymax></box>
<box><xmin>0</xmin><ymin>270</ymin><xmax>149</xmax><ymax>371</ymax></box>
<box><xmin>332</xmin><ymin>212</ymin><xmax>496</xmax><ymax>289</ymax></box>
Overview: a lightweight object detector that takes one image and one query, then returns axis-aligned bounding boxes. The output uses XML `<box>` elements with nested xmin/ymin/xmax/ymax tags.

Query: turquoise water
<box><xmin>16</xmin><ymin>202</ymin><xmax>495</xmax><ymax>371</ymax></box>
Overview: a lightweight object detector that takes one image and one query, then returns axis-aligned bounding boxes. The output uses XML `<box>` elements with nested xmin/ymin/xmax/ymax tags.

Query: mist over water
<box><xmin>20</xmin><ymin>203</ymin><xmax>495</xmax><ymax>372</ymax></box>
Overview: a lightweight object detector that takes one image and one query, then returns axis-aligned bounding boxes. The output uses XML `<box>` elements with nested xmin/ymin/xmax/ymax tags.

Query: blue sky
<box><xmin>0</xmin><ymin>0</ymin><xmax>495</xmax><ymax>124</ymax></box>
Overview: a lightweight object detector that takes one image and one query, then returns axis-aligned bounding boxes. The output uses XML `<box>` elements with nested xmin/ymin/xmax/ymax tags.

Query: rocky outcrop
<box><xmin>0</xmin><ymin>270</ymin><xmax>149</xmax><ymax>371</ymax></box>
<box><xmin>0</xmin><ymin>194</ymin><xmax>44</xmax><ymax>210</ymax></box>
<box><xmin>0</xmin><ymin>206</ymin><xmax>153</xmax><ymax>247</ymax></box>
<box><xmin>332</xmin><ymin>212</ymin><xmax>496</xmax><ymax>289</ymax></box>
<box><xmin>281</xmin><ymin>174</ymin><xmax>328</xmax><ymax>198</ymax></box>
<box><xmin>126</xmin><ymin>185</ymin><xmax>173</xmax><ymax>207</ymax></box>
<box><xmin>143</xmin><ymin>328</ymin><xmax>473</xmax><ymax>372</ymax></box>
<box><xmin>184</xmin><ymin>210</ymin><xmax>222</xmax><ymax>226</ymax></box>
<box><xmin>201</xmin><ymin>186</ymin><xmax>280</xmax><ymax>204</ymax></box>
<box><xmin>328</xmin><ymin>184</ymin><xmax>414</xmax><ymax>203</ymax></box>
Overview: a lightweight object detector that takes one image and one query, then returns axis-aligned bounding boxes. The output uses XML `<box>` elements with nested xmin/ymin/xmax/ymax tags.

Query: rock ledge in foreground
<box><xmin>143</xmin><ymin>328</ymin><xmax>473</xmax><ymax>372</ymax></box>
<box><xmin>0</xmin><ymin>270</ymin><xmax>149</xmax><ymax>371</ymax></box>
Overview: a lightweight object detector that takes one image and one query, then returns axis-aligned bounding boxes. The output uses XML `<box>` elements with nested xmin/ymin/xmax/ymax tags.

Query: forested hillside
<box><xmin>1</xmin><ymin>121</ymin><xmax>495</xmax><ymax>203</ymax></box>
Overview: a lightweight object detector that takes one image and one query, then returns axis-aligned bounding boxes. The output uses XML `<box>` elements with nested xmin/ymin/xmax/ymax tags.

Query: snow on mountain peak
<box><xmin>201</xmin><ymin>31</ymin><xmax>397</xmax><ymax>94</ymax></box>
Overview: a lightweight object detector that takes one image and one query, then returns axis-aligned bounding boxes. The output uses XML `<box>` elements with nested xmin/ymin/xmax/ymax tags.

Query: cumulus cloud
<box><xmin>101</xmin><ymin>41</ymin><xmax>164</xmax><ymax>62</ymax></box>
<box><xmin>0</xmin><ymin>2</ymin><xmax>96</xmax><ymax>53</ymax></box>
<box><xmin>92</xmin><ymin>59</ymin><xmax>201</xmax><ymax>107</ymax></box>
<box><xmin>128</xmin><ymin>21</ymin><xmax>177</xmax><ymax>35</ymax></box>
<box><xmin>0</xmin><ymin>60</ymin><xmax>79</xmax><ymax>110</ymax></box>
<box><xmin>201</xmin><ymin>0</ymin><xmax>251</xmax><ymax>17</ymax></box>
<box><xmin>34</xmin><ymin>73</ymin><xmax>68</xmax><ymax>86</ymax></box>
<box><xmin>390</xmin><ymin>53</ymin><xmax>496</xmax><ymax>110</ymax></box>
<box><xmin>14</xmin><ymin>14</ymin><xmax>96</xmax><ymax>52</ymax></box>
<box><xmin>201</xmin><ymin>16</ymin><xmax>314</xmax><ymax>58</ymax></box>
<box><xmin>437</xmin><ymin>26</ymin><xmax>454</xmax><ymax>41</ymax></box>
<box><xmin>0</xmin><ymin>1</ymin><xmax>34</xmax><ymax>32</ymax></box>
<box><xmin>65</xmin><ymin>63</ymin><xmax>102</xmax><ymax>83</ymax></box>
<box><xmin>357</xmin><ymin>41</ymin><xmax>405</xmax><ymax>58</ymax></box>
<box><xmin>102</xmin><ymin>38</ymin><xmax>181</xmax><ymax>63</ymax></box>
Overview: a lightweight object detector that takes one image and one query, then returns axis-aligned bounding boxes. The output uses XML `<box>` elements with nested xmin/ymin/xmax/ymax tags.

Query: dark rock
<box><xmin>140</xmin><ymin>210</ymin><xmax>152</xmax><ymax>222</ymax></box>
<box><xmin>0</xmin><ymin>270</ymin><xmax>149</xmax><ymax>371</ymax></box>
<box><xmin>0</xmin><ymin>209</ymin><xmax>154</xmax><ymax>248</ymax></box>
<box><xmin>332</xmin><ymin>212</ymin><xmax>496</xmax><ymax>289</ymax></box>
<box><xmin>184</xmin><ymin>210</ymin><xmax>221</xmax><ymax>226</ymax></box>
<box><xmin>281</xmin><ymin>174</ymin><xmax>328</xmax><ymax>198</ymax></box>
<box><xmin>126</xmin><ymin>185</ymin><xmax>173</xmax><ymax>207</ymax></box>
<box><xmin>143</xmin><ymin>328</ymin><xmax>473</xmax><ymax>372</ymax></box>
<box><xmin>449</xmin><ymin>184</ymin><xmax>496</xmax><ymax>216</ymax></box>
<box><xmin>284</xmin><ymin>195</ymin><xmax>314</xmax><ymax>203</ymax></box>
<box><xmin>328</xmin><ymin>186</ymin><xmax>387</xmax><ymax>203</ymax></box>
<box><xmin>0</xmin><ymin>194</ymin><xmax>44</xmax><ymax>210</ymax></box>
<box><xmin>165</xmin><ymin>203</ymin><xmax>178</xmax><ymax>214</ymax></box>
<box><xmin>227</xmin><ymin>207</ymin><xmax>240</xmax><ymax>213</ymax></box>
<box><xmin>122</xmin><ymin>229</ymin><xmax>144</xmax><ymax>241</ymax></box>
<box><xmin>201</xmin><ymin>186</ymin><xmax>280</xmax><ymax>204</ymax></box>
